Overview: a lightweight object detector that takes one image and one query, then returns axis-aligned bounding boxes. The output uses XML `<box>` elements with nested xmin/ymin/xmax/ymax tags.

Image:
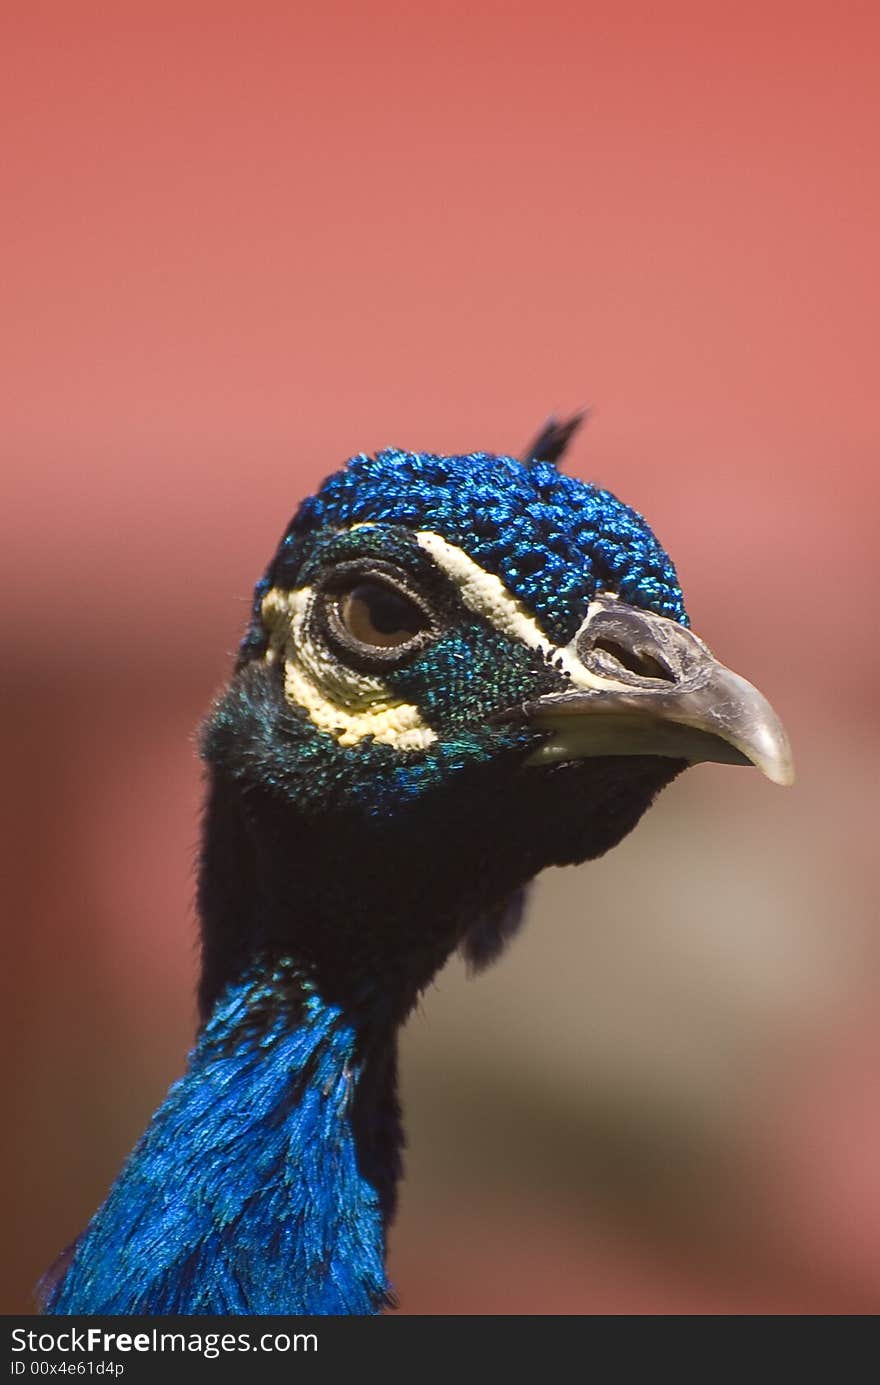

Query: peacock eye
<box><xmin>335</xmin><ymin>580</ymin><xmax>429</xmax><ymax>652</ymax></box>
<box><xmin>315</xmin><ymin>560</ymin><xmax>438</xmax><ymax>670</ymax></box>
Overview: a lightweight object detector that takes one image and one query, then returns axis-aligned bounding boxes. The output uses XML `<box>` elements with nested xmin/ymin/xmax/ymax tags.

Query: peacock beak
<box><xmin>518</xmin><ymin>595</ymin><xmax>795</xmax><ymax>786</ymax></box>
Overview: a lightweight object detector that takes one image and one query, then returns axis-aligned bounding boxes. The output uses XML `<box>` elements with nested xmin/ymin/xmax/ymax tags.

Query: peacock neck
<box><xmin>198</xmin><ymin>772</ymin><xmax>475</xmax><ymax>1025</ymax></box>
<box><xmin>45</xmin><ymin>957</ymin><xmax>396</xmax><ymax>1315</ymax></box>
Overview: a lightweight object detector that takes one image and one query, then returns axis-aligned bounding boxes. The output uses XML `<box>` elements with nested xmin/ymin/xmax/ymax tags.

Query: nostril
<box><xmin>591</xmin><ymin>637</ymin><xmax>676</xmax><ymax>683</ymax></box>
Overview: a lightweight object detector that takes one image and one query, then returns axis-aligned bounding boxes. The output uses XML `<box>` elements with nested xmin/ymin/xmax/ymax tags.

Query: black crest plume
<box><xmin>522</xmin><ymin>410</ymin><xmax>588</xmax><ymax>469</ymax></box>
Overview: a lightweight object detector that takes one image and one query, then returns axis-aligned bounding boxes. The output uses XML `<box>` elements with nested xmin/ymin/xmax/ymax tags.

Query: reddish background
<box><xmin>3</xmin><ymin>2</ymin><xmax>878</xmax><ymax>1314</ymax></box>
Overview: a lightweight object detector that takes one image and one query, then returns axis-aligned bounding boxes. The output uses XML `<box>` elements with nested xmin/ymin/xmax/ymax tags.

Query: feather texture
<box><xmin>43</xmin><ymin>960</ymin><xmax>390</xmax><ymax>1315</ymax></box>
<box><xmin>40</xmin><ymin>437</ymin><xmax>718</xmax><ymax>1316</ymax></box>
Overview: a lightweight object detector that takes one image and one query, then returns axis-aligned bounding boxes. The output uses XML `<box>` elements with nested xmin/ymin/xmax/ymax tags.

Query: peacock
<box><xmin>42</xmin><ymin>418</ymin><xmax>792</xmax><ymax>1315</ymax></box>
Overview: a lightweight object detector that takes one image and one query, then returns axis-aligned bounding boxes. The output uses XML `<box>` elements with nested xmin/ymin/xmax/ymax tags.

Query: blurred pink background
<box><xmin>3</xmin><ymin>2</ymin><xmax>878</xmax><ymax>1314</ymax></box>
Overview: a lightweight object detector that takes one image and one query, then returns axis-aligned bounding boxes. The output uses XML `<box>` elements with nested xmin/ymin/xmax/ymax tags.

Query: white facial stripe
<box><xmin>414</xmin><ymin>531</ymin><xmax>633</xmax><ymax>694</ymax></box>
<box><xmin>414</xmin><ymin>531</ymin><xmax>549</xmax><ymax>649</ymax></box>
<box><xmin>260</xmin><ymin>586</ymin><xmax>437</xmax><ymax>751</ymax></box>
<box><xmin>259</xmin><ymin>532</ymin><xmax>635</xmax><ymax>751</ymax></box>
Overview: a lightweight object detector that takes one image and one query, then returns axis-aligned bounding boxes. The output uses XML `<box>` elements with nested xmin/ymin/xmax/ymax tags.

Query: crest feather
<box><xmin>522</xmin><ymin>410</ymin><xmax>588</xmax><ymax>469</ymax></box>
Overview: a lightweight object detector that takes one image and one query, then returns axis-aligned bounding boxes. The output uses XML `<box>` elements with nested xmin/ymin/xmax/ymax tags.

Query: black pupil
<box><xmin>340</xmin><ymin>581</ymin><xmax>426</xmax><ymax>648</ymax></box>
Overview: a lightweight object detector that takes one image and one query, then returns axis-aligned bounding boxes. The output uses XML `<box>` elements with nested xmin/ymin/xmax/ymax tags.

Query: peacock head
<box><xmin>200</xmin><ymin>437</ymin><xmax>793</xmax><ymax>1011</ymax></box>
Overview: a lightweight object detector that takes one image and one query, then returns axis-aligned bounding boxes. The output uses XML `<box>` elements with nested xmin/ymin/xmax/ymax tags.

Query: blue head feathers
<box><xmin>45</xmin><ymin>424</ymin><xmax>792</xmax><ymax>1318</ymax></box>
<box><xmin>242</xmin><ymin>446</ymin><xmax>686</xmax><ymax>665</ymax></box>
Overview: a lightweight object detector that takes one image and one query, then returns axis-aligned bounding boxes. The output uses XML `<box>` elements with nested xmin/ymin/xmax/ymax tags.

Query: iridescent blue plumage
<box><xmin>304</xmin><ymin>451</ymin><xmax>685</xmax><ymax>638</ymax></box>
<box><xmin>241</xmin><ymin>449</ymin><xmax>686</xmax><ymax>664</ymax></box>
<box><xmin>44</xmin><ymin>962</ymin><xmax>389</xmax><ymax>1314</ymax></box>
<box><xmin>46</xmin><ymin>431</ymin><xmax>727</xmax><ymax>1317</ymax></box>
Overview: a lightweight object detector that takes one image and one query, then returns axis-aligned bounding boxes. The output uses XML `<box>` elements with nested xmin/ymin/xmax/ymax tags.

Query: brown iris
<box><xmin>337</xmin><ymin>580</ymin><xmax>429</xmax><ymax>651</ymax></box>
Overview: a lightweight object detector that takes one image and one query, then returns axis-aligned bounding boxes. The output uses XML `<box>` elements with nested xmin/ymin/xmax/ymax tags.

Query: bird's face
<box><xmin>201</xmin><ymin>448</ymin><xmax>791</xmax><ymax>998</ymax></box>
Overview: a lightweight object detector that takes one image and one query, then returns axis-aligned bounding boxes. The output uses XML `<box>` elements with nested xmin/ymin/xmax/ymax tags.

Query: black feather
<box><xmin>522</xmin><ymin>409</ymin><xmax>589</xmax><ymax>469</ymax></box>
<box><xmin>459</xmin><ymin>888</ymin><xmax>530</xmax><ymax>972</ymax></box>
